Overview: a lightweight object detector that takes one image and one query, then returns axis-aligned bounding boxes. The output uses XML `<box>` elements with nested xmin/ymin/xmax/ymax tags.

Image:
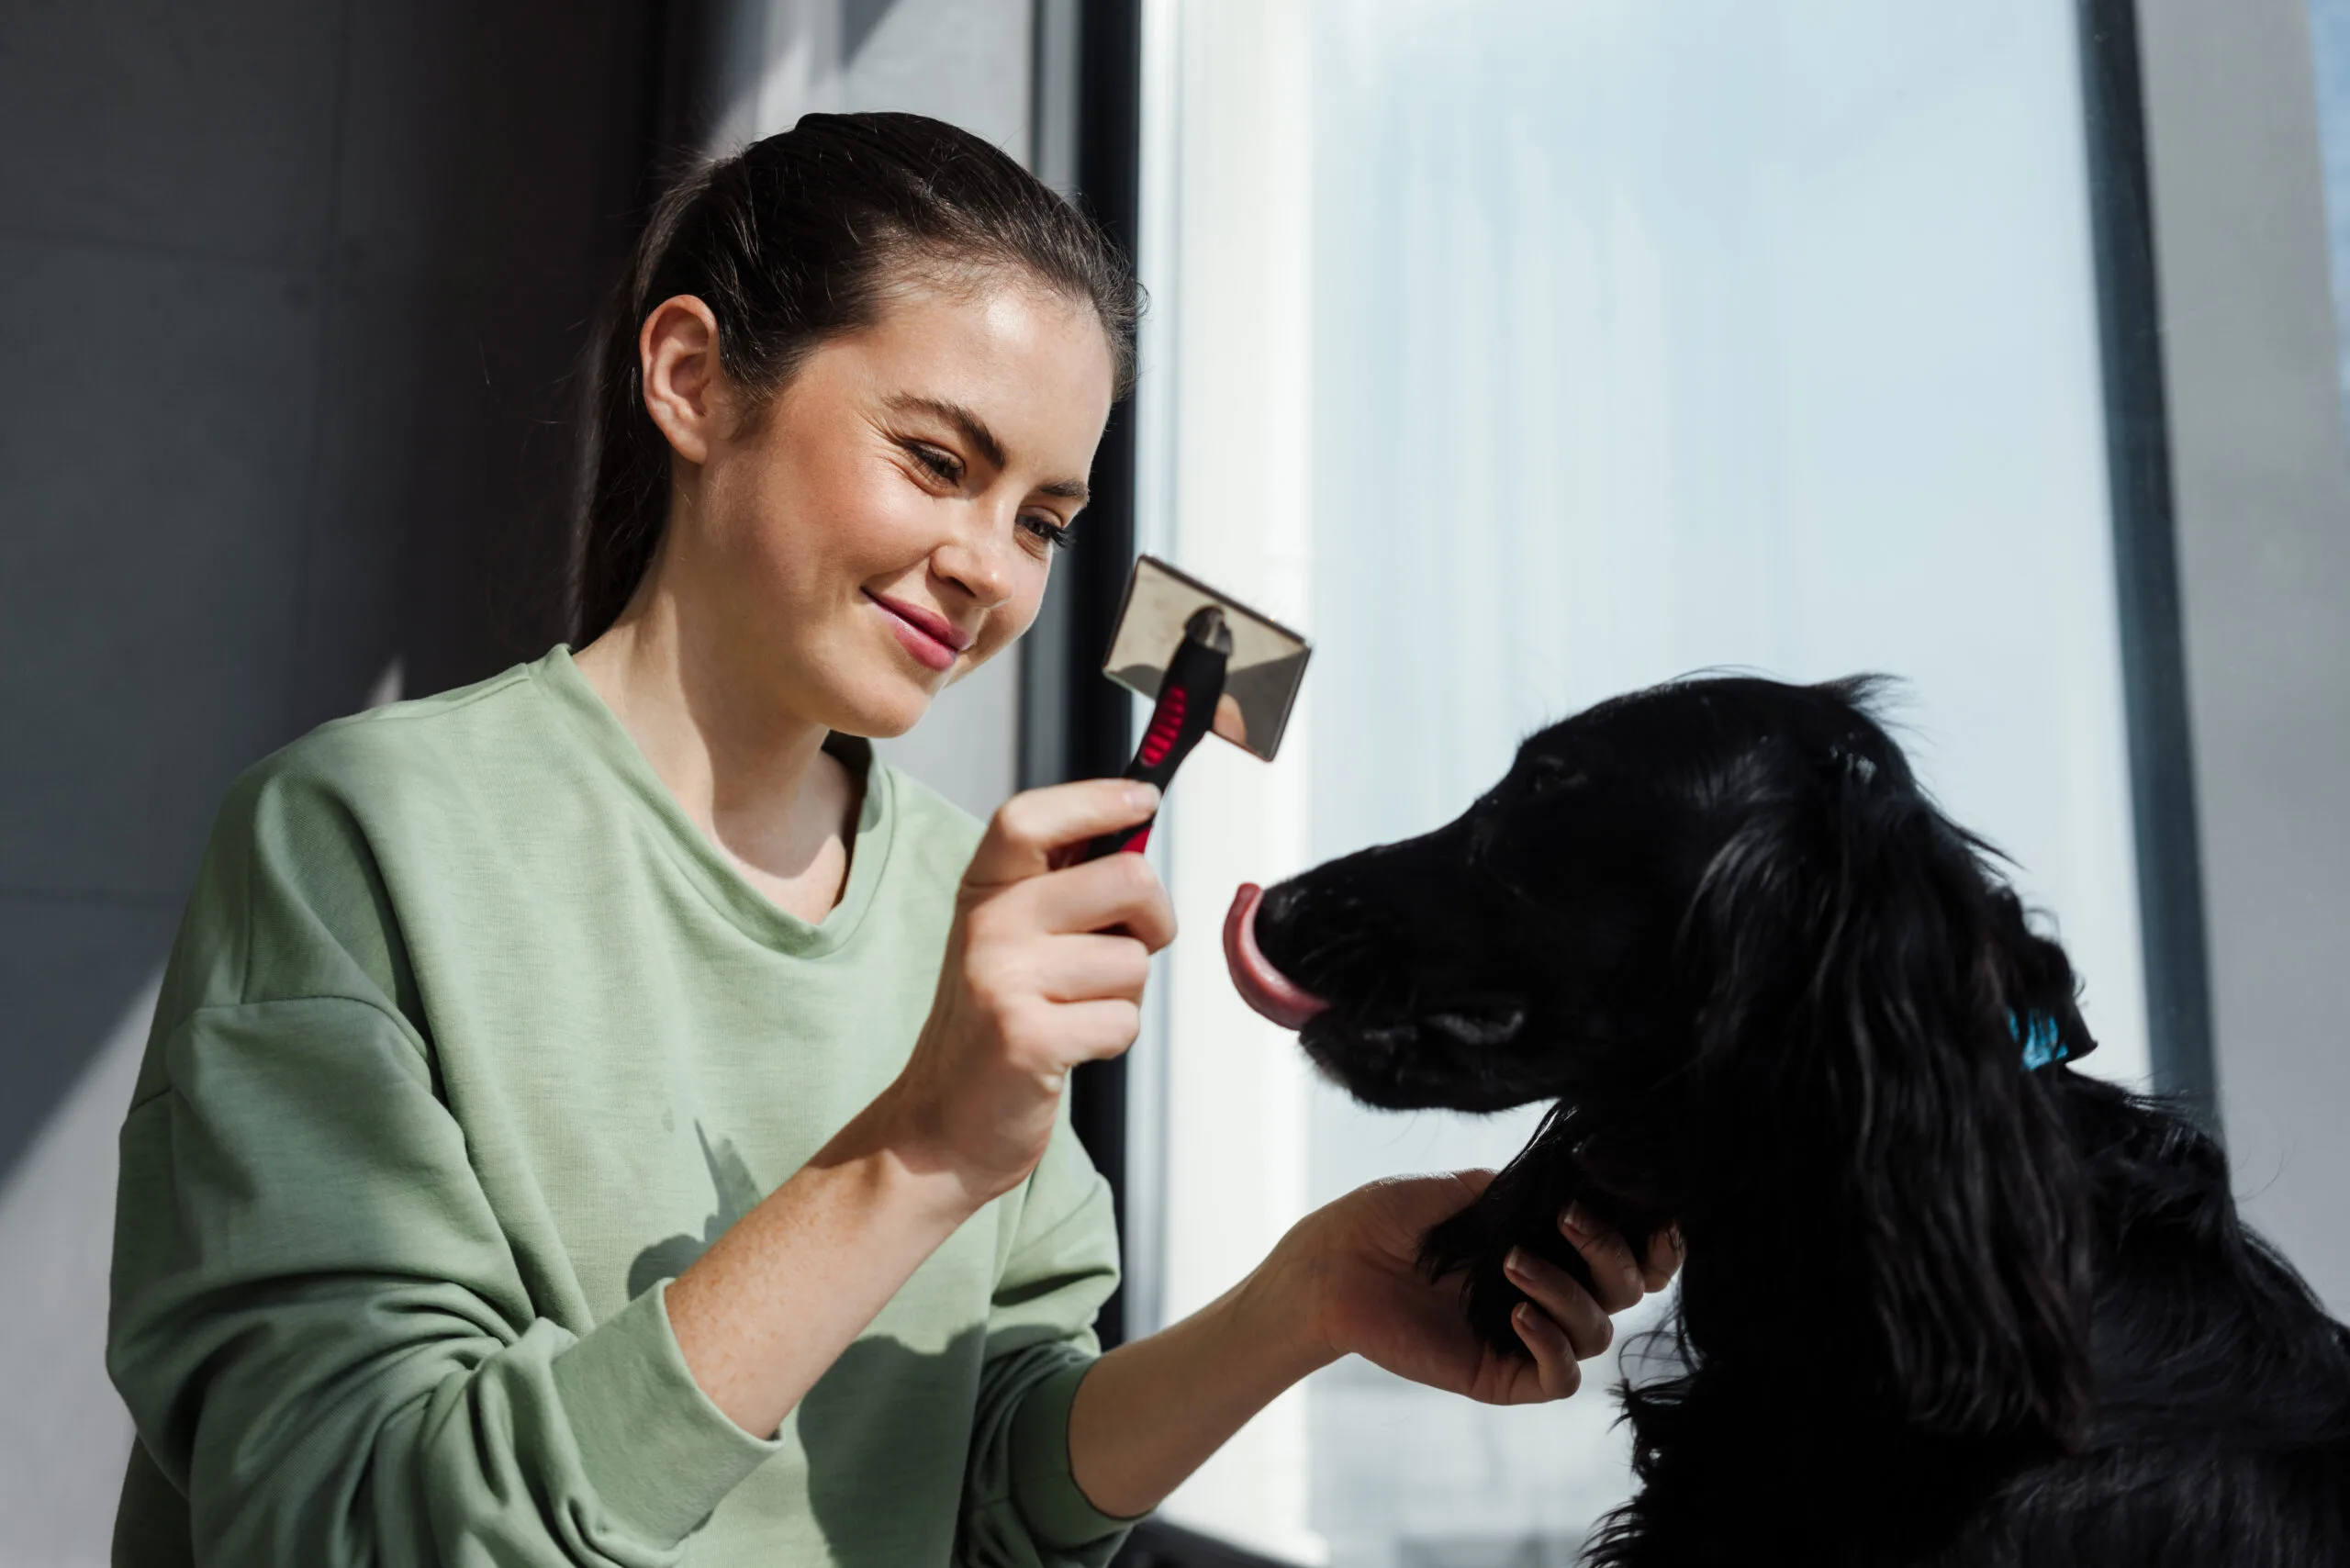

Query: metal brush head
<box><xmin>1101</xmin><ymin>555</ymin><xmax>1312</xmax><ymax>761</ymax></box>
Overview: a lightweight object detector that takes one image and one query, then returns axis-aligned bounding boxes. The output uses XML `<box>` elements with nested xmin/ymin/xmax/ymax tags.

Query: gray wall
<box><xmin>2137</xmin><ymin>0</ymin><xmax>2350</xmax><ymax>1316</ymax></box>
<box><xmin>0</xmin><ymin>2</ymin><xmax>657</xmax><ymax>1556</ymax></box>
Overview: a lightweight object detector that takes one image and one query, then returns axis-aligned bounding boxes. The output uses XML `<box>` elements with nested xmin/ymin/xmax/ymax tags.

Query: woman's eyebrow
<box><xmin>885</xmin><ymin>394</ymin><xmax>1008</xmax><ymax>470</ymax></box>
<box><xmin>883</xmin><ymin>393</ymin><xmax>1090</xmax><ymax>503</ymax></box>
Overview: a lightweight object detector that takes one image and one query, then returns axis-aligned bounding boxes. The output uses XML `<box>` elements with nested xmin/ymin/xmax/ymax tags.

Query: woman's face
<box><xmin>647</xmin><ymin>274</ymin><xmax>1115</xmax><ymax>738</ymax></box>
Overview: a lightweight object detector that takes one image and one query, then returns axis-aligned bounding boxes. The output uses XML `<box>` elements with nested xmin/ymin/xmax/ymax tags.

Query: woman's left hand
<box><xmin>1263</xmin><ymin>1170</ymin><xmax>1682</xmax><ymax>1406</ymax></box>
<box><xmin>1069</xmin><ymin>1170</ymin><xmax>1681</xmax><ymax>1517</ymax></box>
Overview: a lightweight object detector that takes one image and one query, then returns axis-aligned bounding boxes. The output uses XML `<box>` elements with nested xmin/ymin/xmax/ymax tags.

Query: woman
<box><xmin>106</xmin><ymin>113</ymin><xmax>1675</xmax><ymax>1566</ymax></box>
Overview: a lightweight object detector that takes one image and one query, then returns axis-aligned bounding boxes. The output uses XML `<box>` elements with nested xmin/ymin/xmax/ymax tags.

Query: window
<box><xmin>2308</xmin><ymin>0</ymin><xmax>2350</xmax><ymax>431</ymax></box>
<box><xmin>1123</xmin><ymin>1</ymin><xmax>2154</xmax><ymax>1561</ymax></box>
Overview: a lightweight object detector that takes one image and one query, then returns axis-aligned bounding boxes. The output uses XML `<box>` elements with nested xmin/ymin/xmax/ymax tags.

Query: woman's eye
<box><xmin>1021</xmin><ymin>514</ymin><xmax>1072</xmax><ymax>551</ymax></box>
<box><xmin>908</xmin><ymin>443</ymin><xmax>963</xmax><ymax>484</ymax></box>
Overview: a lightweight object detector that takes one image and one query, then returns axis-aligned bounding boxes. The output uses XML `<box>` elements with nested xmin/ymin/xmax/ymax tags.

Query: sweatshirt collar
<box><xmin>532</xmin><ymin>644</ymin><xmax>896</xmax><ymax>958</ymax></box>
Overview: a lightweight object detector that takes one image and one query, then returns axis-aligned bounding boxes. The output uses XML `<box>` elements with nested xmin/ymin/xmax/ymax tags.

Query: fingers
<box><xmin>1507</xmin><ymin>1300</ymin><xmax>1582</xmax><ymax>1400</ymax></box>
<box><xmin>1559</xmin><ymin>1203</ymin><xmax>1648</xmax><ymax>1314</ymax></box>
<box><xmin>1020</xmin><ymin>849</ymin><xmax>1179</xmax><ymax>950</ymax></box>
<box><xmin>951</xmin><ymin>922</ymin><xmax>1151</xmax><ymax>1069</ymax></box>
<box><xmin>1504</xmin><ymin>1247</ymin><xmax>1612</xmax><ymax>1361</ymax></box>
<box><xmin>969</xmin><ymin>781</ymin><xmax>1160</xmax><ymax>887</ymax></box>
<box><xmin>1051</xmin><ymin>997</ymin><xmax>1145</xmax><ymax>1062</ymax></box>
<box><xmin>1033</xmin><ymin>933</ymin><xmax>1153</xmax><ymax>1006</ymax></box>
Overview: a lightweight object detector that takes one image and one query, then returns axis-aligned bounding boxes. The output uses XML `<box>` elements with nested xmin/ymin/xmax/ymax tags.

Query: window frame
<box><xmin>2076</xmin><ymin>0</ymin><xmax>2221</xmax><ymax>1114</ymax></box>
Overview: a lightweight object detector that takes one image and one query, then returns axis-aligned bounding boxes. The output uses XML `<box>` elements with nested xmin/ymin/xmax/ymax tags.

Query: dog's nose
<box><xmin>1257</xmin><ymin>879</ymin><xmax>1309</xmax><ymax>935</ymax></box>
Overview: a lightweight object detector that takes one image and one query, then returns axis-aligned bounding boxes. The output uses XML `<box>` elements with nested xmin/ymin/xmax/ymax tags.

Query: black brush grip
<box><xmin>1081</xmin><ymin>633</ymin><xmax>1228</xmax><ymax>860</ymax></box>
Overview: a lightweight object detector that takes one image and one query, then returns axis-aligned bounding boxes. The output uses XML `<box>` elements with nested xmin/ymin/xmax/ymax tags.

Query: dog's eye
<box><xmin>1524</xmin><ymin>759</ymin><xmax>1585</xmax><ymax>797</ymax></box>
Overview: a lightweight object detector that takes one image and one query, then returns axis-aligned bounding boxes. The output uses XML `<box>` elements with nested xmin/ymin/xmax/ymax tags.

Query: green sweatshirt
<box><xmin>106</xmin><ymin>646</ymin><xmax>1134</xmax><ymax>1567</ymax></box>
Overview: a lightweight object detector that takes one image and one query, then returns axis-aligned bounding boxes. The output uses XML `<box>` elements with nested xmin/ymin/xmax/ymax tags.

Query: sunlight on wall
<box><xmin>0</xmin><ymin>972</ymin><xmax>159</xmax><ymax>1567</ymax></box>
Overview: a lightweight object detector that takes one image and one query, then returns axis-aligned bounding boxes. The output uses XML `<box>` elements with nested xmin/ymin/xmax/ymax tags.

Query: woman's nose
<box><xmin>932</xmin><ymin>512</ymin><xmax>1019</xmax><ymax>609</ymax></box>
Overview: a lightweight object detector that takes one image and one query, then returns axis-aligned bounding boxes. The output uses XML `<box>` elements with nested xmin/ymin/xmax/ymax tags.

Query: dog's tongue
<box><xmin>1224</xmin><ymin>882</ymin><xmax>1330</xmax><ymax>1031</ymax></box>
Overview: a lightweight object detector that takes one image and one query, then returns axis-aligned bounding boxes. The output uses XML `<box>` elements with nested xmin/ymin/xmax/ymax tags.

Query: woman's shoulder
<box><xmin>159</xmin><ymin>655</ymin><xmax>570</xmax><ymax>1032</ymax></box>
<box><xmin>245</xmin><ymin>655</ymin><xmax>556</xmax><ymax>812</ymax></box>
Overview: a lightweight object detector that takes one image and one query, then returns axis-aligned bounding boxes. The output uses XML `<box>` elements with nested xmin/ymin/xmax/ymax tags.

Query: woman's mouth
<box><xmin>867</xmin><ymin>591</ymin><xmax>968</xmax><ymax>673</ymax></box>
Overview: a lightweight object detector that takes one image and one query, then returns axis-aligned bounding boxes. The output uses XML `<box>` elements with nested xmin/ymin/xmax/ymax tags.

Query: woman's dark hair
<box><xmin>574</xmin><ymin>111</ymin><xmax>1140</xmax><ymax>644</ymax></box>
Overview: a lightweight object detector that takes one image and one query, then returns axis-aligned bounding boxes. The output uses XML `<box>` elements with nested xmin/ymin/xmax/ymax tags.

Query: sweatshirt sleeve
<box><xmin>105</xmin><ymin>753</ymin><xmax>779</xmax><ymax>1566</ymax></box>
<box><xmin>956</xmin><ymin>1109</ymin><xmax>1147</xmax><ymax>1567</ymax></box>
<box><xmin>107</xmin><ymin>994</ymin><xmax>780</xmax><ymax>1566</ymax></box>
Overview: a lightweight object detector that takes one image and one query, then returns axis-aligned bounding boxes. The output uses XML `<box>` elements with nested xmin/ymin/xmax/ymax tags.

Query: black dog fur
<box><xmin>1250</xmin><ymin>675</ymin><xmax>2350</xmax><ymax>1566</ymax></box>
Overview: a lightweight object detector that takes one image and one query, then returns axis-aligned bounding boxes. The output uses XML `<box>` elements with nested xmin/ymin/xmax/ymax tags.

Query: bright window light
<box><xmin>1132</xmin><ymin>1</ymin><xmax>2143</xmax><ymax>1560</ymax></box>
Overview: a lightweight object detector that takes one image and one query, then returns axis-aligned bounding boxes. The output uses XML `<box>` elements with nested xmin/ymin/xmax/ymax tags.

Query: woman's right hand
<box><xmin>669</xmin><ymin>778</ymin><xmax>1172</xmax><ymax>1435</ymax></box>
<box><xmin>878</xmin><ymin>778</ymin><xmax>1176</xmax><ymax>1207</ymax></box>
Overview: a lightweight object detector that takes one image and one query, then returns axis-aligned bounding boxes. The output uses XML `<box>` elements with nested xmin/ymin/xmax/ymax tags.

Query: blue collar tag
<box><xmin>2010</xmin><ymin>1010</ymin><xmax>2068</xmax><ymax>1071</ymax></box>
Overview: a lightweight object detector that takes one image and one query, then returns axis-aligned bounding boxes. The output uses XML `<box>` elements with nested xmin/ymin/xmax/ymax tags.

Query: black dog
<box><xmin>1226</xmin><ymin>675</ymin><xmax>2350</xmax><ymax>1566</ymax></box>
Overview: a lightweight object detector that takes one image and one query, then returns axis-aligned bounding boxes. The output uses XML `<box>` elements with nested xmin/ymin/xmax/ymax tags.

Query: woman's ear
<box><xmin>1689</xmin><ymin>784</ymin><xmax>2093</xmax><ymax>1450</ymax></box>
<box><xmin>639</xmin><ymin>294</ymin><xmax>724</xmax><ymax>465</ymax></box>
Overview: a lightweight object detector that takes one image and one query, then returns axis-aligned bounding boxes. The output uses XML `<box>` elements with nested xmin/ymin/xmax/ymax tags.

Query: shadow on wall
<box><xmin>0</xmin><ymin>0</ymin><xmax>682</xmax><ymax>1557</ymax></box>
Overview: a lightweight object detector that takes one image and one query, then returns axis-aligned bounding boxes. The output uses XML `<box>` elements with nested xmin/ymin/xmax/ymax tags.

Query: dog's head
<box><xmin>1233</xmin><ymin>674</ymin><xmax>2097</xmax><ymax>1446</ymax></box>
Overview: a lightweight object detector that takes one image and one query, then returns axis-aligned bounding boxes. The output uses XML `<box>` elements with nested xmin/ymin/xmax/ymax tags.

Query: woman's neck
<box><xmin>575</xmin><ymin>584</ymin><xmax>861</xmax><ymax>924</ymax></box>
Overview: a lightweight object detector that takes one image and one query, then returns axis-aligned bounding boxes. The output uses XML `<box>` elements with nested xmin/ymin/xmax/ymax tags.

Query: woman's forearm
<box><xmin>666</xmin><ymin>1094</ymin><xmax>979</xmax><ymax>1438</ymax></box>
<box><xmin>667</xmin><ymin>780</ymin><xmax>1178</xmax><ymax>1441</ymax></box>
<box><xmin>1065</xmin><ymin>1250</ymin><xmax>1337</xmax><ymax>1518</ymax></box>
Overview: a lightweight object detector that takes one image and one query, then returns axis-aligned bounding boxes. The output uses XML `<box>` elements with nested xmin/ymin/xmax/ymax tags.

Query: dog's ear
<box><xmin>1685</xmin><ymin>775</ymin><xmax>2093</xmax><ymax>1449</ymax></box>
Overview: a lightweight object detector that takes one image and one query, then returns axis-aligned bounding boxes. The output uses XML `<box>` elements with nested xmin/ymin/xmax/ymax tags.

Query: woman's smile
<box><xmin>629</xmin><ymin>276</ymin><xmax>1112</xmax><ymax>740</ymax></box>
<box><xmin>867</xmin><ymin>588</ymin><xmax>971</xmax><ymax>673</ymax></box>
